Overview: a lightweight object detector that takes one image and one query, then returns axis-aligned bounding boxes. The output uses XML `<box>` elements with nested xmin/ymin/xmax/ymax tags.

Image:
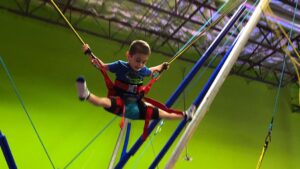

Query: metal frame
<box><xmin>0</xmin><ymin>131</ymin><xmax>17</xmax><ymax>169</ymax></box>
<box><xmin>0</xmin><ymin>0</ymin><xmax>299</xmax><ymax>86</ymax></box>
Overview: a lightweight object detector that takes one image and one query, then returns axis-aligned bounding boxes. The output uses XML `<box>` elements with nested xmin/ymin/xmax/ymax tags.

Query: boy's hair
<box><xmin>129</xmin><ymin>40</ymin><xmax>151</xmax><ymax>55</ymax></box>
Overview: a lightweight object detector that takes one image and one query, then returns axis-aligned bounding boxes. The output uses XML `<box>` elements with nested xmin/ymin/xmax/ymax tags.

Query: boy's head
<box><xmin>127</xmin><ymin>40</ymin><xmax>151</xmax><ymax>71</ymax></box>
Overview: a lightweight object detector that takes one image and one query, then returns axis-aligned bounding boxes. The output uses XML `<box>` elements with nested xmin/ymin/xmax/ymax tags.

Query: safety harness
<box><xmin>91</xmin><ymin>56</ymin><xmax>183</xmax><ymax>140</ymax></box>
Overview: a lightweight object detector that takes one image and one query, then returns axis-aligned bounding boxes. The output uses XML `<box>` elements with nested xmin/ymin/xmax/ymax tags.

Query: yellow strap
<box><xmin>260</xmin><ymin>0</ymin><xmax>270</xmax><ymax>11</ymax></box>
<box><xmin>265</xmin><ymin>6</ymin><xmax>300</xmax><ymax>60</ymax></box>
<box><xmin>264</xmin><ymin>6</ymin><xmax>300</xmax><ymax>105</ymax></box>
<box><xmin>263</xmin><ymin>5</ymin><xmax>300</xmax><ymax>84</ymax></box>
<box><xmin>49</xmin><ymin>0</ymin><xmax>85</xmax><ymax>45</ymax></box>
<box><xmin>256</xmin><ymin>146</ymin><xmax>267</xmax><ymax>169</ymax></box>
<box><xmin>255</xmin><ymin>5</ymin><xmax>300</xmax><ymax>169</ymax></box>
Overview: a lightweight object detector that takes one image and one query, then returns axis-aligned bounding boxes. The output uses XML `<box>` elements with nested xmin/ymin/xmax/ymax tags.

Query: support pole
<box><xmin>165</xmin><ymin>1</ymin><xmax>269</xmax><ymax>168</ymax></box>
<box><xmin>0</xmin><ymin>131</ymin><xmax>17</xmax><ymax>169</ymax></box>
<box><xmin>108</xmin><ymin>119</ymin><xmax>129</xmax><ymax>169</ymax></box>
<box><xmin>121</xmin><ymin>122</ymin><xmax>131</xmax><ymax>159</ymax></box>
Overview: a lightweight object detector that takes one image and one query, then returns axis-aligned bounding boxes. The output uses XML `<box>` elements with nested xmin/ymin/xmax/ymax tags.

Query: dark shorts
<box><xmin>105</xmin><ymin>97</ymin><xmax>159</xmax><ymax>120</ymax></box>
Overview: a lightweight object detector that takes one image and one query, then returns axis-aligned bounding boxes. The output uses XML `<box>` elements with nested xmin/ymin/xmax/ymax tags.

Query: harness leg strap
<box><xmin>142</xmin><ymin>107</ymin><xmax>154</xmax><ymax>140</ymax></box>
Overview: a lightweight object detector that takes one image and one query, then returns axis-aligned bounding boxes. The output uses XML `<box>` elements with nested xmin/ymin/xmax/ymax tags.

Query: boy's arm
<box><xmin>89</xmin><ymin>56</ymin><xmax>109</xmax><ymax>71</ymax></box>
<box><xmin>149</xmin><ymin>62</ymin><xmax>169</xmax><ymax>73</ymax></box>
<box><xmin>83</xmin><ymin>44</ymin><xmax>109</xmax><ymax>71</ymax></box>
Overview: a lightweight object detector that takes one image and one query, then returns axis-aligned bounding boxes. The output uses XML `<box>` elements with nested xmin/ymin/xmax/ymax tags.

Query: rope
<box><xmin>265</xmin><ymin>8</ymin><xmax>300</xmax><ymax>60</ymax></box>
<box><xmin>63</xmin><ymin>116</ymin><xmax>118</xmax><ymax>169</ymax></box>
<box><xmin>182</xmin><ymin>67</ymin><xmax>191</xmax><ymax>161</ymax></box>
<box><xmin>182</xmin><ymin>67</ymin><xmax>192</xmax><ymax>162</ymax></box>
<box><xmin>264</xmin><ymin>13</ymin><xmax>300</xmax><ymax>73</ymax></box>
<box><xmin>263</xmin><ymin>6</ymin><xmax>300</xmax><ymax>80</ymax></box>
<box><xmin>131</xmin><ymin>117</ymin><xmax>165</xmax><ymax>169</ymax></box>
<box><xmin>49</xmin><ymin>0</ymin><xmax>85</xmax><ymax>45</ymax></box>
<box><xmin>256</xmin><ymin>1</ymin><xmax>299</xmax><ymax>169</ymax></box>
<box><xmin>0</xmin><ymin>56</ymin><xmax>56</xmax><ymax>169</ymax></box>
<box><xmin>264</xmin><ymin>4</ymin><xmax>300</xmax><ymax>106</ymax></box>
<box><xmin>131</xmin><ymin>133</ymin><xmax>157</xmax><ymax>169</ymax></box>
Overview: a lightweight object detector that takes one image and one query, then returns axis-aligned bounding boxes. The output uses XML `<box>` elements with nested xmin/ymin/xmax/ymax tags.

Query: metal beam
<box><xmin>1</xmin><ymin>0</ymin><xmax>298</xmax><ymax>86</ymax></box>
<box><xmin>244</xmin><ymin>35</ymin><xmax>285</xmax><ymax>71</ymax></box>
<box><xmin>119</xmin><ymin>0</ymin><xmax>162</xmax><ymax>50</ymax></box>
<box><xmin>62</xmin><ymin>0</ymin><xmax>72</xmax><ymax>14</ymax></box>
<box><xmin>129</xmin><ymin>0</ymin><xmax>293</xmax><ymax>56</ymax></box>
<box><xmin>160</xmin><ymin>0</ymin><xmax>207</xmax><ymax>46</ymax></box>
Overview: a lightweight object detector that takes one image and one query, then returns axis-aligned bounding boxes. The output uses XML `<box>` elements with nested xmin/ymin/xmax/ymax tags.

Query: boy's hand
<box><xmin>161</xmin><ymin>62</ymin><xmax>169</xmax><ymax>71</ymax></box>
<box><xmin>90</xmin><ymin>57</ymin><xmax>101</xmax><ymax>68</ymax></box>
<box><xmin>82</xmin><ymin>44</ymin><xmax>107</xmax><ymax>70</ymax></box>
<box><xmin>83</xmin><ymin>44</ymin><xmax>92</xmax><ymax>55</ymax></box>
<box><xmin>150</xmin><ymin>62</ymin><xmax>170</xmax><ymax>75</ymax></box>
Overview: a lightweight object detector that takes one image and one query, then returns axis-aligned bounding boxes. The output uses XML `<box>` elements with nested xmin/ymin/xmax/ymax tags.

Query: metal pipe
<box><xmin>108</xmin><ymin>119</ymin><xmax>128</xmax><ymax>169</ymax></box>
<box><xmin>0</xmin><ymin>131</ymin><xmax>17</xmax><ymax>169</ymax></box>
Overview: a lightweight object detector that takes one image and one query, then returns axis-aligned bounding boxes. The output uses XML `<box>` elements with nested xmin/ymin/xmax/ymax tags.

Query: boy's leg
<box><xmin>88</xmin><ymin>94</ymin><xmax>112</xmax><ymax>108</ymax></box>
<box><xmin>143</xmin><ymin>101</ymin><xmax>195</xmax><ymax>120</ymax></box>
<box><xmin>76</xmin><ymin>76</ymin><xmax>90</xmax><ymax>100</ymax></box>
<box><xmin>76</xmin><ymin>76</ymin><xmax>111</xmax><ymax>108</ymax></box>
<box><xmin>158</xmin><ymin>109</ymin><xmax>183</xmax><ymax>120</ymax></box>
<box><xmin>143</xmin><ymin>102</ymin><xmax>183</xmax><ymax>120</ymax></box>
<box><xmin>158</xmin><ymin>105</ymin><xmax>196</xmax><ymax>120</ymax></box>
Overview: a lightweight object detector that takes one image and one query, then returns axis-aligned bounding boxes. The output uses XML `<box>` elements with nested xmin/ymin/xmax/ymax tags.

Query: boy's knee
<box><xmin>139</xmin><ymin>105</ymin><xmax>159</xmax><ymax>120</ymax></box>
<box><xmin>152</xmin><ymin>107</ymin><xmax>159</xmax><ymax>119</ymax></box>
<box><xmin>104</xmin><ymin>97</ymin><xmax>123</xmax><ymax>116</ymax></box>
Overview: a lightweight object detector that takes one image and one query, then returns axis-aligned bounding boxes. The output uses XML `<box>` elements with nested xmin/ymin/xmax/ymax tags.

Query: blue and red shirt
<box><xmin>107</xmin><ymin>60</ymin><xmax>152</xmax><ymax>119</ymax></box>
<box><xmin>108</xmin><ymin>60</ymin><xmax>152</xmax><ymax>85</ymax></box>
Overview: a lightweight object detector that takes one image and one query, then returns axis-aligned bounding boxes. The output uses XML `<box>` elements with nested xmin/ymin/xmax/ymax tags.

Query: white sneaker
<box><xmin>76</xmin><ymin>76</ymin><xmax>90</xmax><ymax>101</ymax></box>
<box><xmin>185</xmin><ymin>104</ymin><xmax>196</xmax><ymax>121</ymax></box>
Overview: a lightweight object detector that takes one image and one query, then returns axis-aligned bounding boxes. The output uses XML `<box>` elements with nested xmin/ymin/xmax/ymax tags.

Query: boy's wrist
<box><xmin>84</xmin><ymin>48</ymin><xmax>92</xmax><ymax>55</ymax></box>
<box><xmin>161</xmin><ymin>62</ymin><xmax>169</xmax><ymax>71</ymax></box>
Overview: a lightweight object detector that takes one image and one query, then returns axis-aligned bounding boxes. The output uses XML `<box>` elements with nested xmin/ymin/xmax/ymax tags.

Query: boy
<box><xmin>76</xmin><ymin>40</ymin><xmax>194</xmax><ymax>122</ymax></box>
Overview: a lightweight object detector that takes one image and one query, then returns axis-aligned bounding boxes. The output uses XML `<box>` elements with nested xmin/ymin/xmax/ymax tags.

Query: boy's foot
<box><xmin>185</xmin><ymin>104</ymin><xmax>196</xmax><ymax>121</ymax></box>
<box><xmin>76</xmin><ymin>76</ymin><xmax>90</xmax><ymax>101</ymax></box>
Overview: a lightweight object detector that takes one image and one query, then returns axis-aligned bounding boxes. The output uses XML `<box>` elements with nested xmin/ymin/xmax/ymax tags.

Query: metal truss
<box><xmin>1</xmin><ymin>0</ymin><xmax>300</xmax><ymax>86</ymax></box>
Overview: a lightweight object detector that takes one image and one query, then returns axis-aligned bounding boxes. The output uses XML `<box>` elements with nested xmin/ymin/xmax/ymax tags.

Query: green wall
<box><xmin>0</xmin><ymin>10</ymin><xmax>299</xmax><ymax>169</ymax></box>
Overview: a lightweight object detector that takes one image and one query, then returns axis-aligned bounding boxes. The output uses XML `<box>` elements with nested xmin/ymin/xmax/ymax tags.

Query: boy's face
<box><xmin>127</xmin><ymin>52</ymin><xmax>149</xmax><ymax>71</ymax></box>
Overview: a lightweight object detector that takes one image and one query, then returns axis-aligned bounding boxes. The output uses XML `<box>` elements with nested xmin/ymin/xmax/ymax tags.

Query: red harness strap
<box><xmin>114</xmin><ymin>80</ymin><xmax>141</xmax><ymax>94</ymax></box>
<box><xmin>94</xmin><ymin>60</ymin><xmax>126</xmax><ymax>129</ymax></box>
<box><xmin>93</xmin><ymin>59</ymin><xmax>115</xmax><ymax>96</ymax></box>
<box><xmin>113</xmin><ymin>97</ymin><xmax>126</xmax><ymax>129</ymax></box>
<box><xmin>114</xmin><ymin>78</ymin><xmax>158</xmax><ymax>96</ymax></box>
<box><xmin>144</xmin><ymin>97</ymin><xmax>183</xmax><ymax>115</ymax></box>
<box><xmin>143</xmin><ymin>107</ymin><xmax>153</xmax><ymax>140</ymax></box>
<box><xmin>139</xmin><ymin>78</ymin><xmax>158</xmax><ymax>95</ymax></box>
<box><xmin>141</xmin><ymin>97</ymin><xmax>184</xmax><ymax>140</ymax></box>
<box><xmin>94</xmin><ymin>60</ymin><xmax>183</xmax><ymax>138</ymax></box>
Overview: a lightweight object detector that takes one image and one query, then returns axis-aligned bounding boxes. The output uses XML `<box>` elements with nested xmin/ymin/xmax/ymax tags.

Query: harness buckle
<box><xmin>128</xmin><ymin>84</ymin><xmax>138</xmax><ymax>93</ymax></box>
